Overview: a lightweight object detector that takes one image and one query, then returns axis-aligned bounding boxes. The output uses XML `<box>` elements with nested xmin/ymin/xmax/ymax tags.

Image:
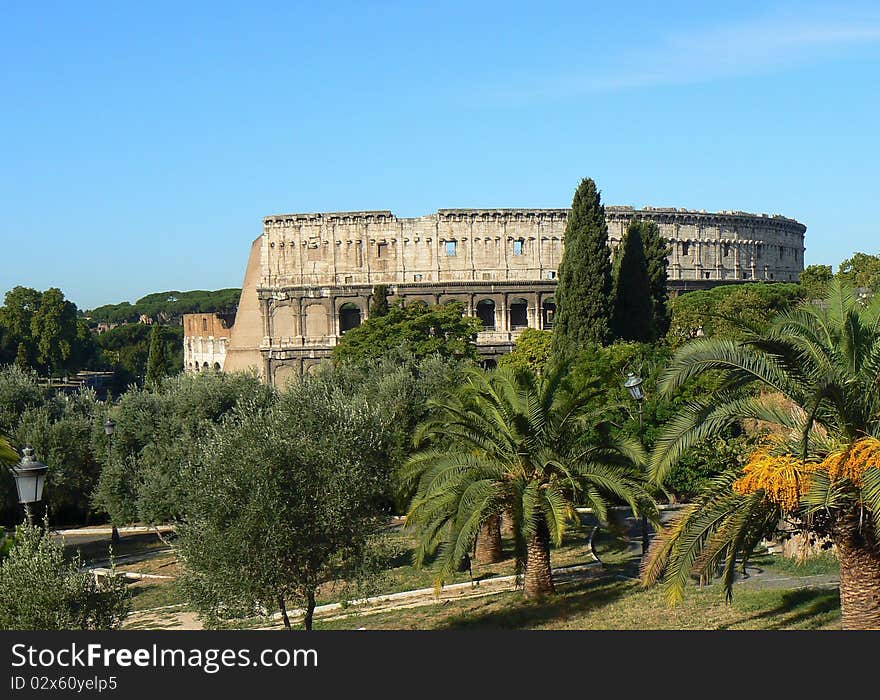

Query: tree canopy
<box><xmin>332</xmin><ymin>300</ymin><xmax>481</xmax><ymax>365</ymax></box>
<box><xmin>178</xmin><ymin>369</ymin><xmax>394</xmax><ymax>629</ymax></box>
<box><xmin>552</xmin><ymin>178</ymin><xmax>613</xmax><ymax>352</ymax></box>
<box><xmin>611</xmin><ymin>221</ymin><xmax>656</xmax><ymax>342</ymax></box>
<box><xmin>86</xmin><ymin>288</ymin><xmax>241</xmax><ymax>325</ymax></box>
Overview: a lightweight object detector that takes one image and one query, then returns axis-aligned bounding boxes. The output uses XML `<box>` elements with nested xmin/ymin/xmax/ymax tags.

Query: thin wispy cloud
<box><xmin>517</xmin><ymin>12</ymin><xmax>880</xmax><ymax>97</ymax></box>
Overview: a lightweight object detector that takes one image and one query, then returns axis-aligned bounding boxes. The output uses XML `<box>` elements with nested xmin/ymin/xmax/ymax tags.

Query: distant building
<box><xmin>183</xmin><ymin>313</ymin><xmax>232</xmax><ymax>372</ymax></box>
<box><xmin>138</xmin><ymin>314</ymin><xmax>154</xmax><ymax>325</ymax></box>
<box><xmin>186</xmin><ymin>205</ymin><xmax>807</xmax><ymax>385</ymax></box>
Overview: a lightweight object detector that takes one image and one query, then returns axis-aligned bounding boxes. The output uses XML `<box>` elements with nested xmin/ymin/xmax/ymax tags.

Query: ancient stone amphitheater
<box><xmin>184</xmin><ymin>206</ymin><xmax>806</xmax><ymax>385</ymax></box>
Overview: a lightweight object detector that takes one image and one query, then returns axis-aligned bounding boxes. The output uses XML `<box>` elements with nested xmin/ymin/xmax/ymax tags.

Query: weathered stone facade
<box><xmin>193</xmin><ymin>206</ymin><xmax>806</xmax><ymax>385</ymax></box>
<box><xmin>183</xmin><ymin>313</ymin><xmax>232</xmax><ymax>372</ymax></box>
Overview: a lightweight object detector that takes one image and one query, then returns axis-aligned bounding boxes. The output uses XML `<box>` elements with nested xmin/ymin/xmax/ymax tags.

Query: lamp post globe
<box><xmin>11</xmin><ymin>446</ymin><xmax>48</xmax><ymax>525</ymax></box>
<box><xmin>103</xmin><ymin>416</ymin><xmax>120</xmax><ymax>545</ymax></box>
<box><xmin>624</xmin><ymin>372</ymin><xmax>645</xmax><ymax>402</ymax></box>
<box><xmin>622</xmin><ymin>373</ymin><xmax>650</xmax><ymax>559</ymax></box>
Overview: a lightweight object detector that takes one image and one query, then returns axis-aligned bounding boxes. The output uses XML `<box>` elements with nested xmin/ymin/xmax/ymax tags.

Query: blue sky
<box><xmin>2</xmin><ymin>1</ymin><xmax>879</xmax><ymax>309</ymax></box>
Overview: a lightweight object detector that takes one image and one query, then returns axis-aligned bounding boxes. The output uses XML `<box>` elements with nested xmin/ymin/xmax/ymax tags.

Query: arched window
<box><xmin>509</xmin><ymin>298</ymin><xmax>528</xmax><ymax>329</ymax></box>
<box><xmin>339</xmin><ymin>303</ymin><xmax>362</xmax><ymax>334</ymax></box>
<box><xmin>213</xmin><ymin>362</ymin><xmax>221</xmax><ymax>371</ymax></box>
<box><xmin>476</xmin><ymin>299</ymin><xmax>496</xmax><ymax>329</ymax></box>
<box><xmin>542</xmin><ymin>297</ymin><xmax>556</xmax><ymax>329</ymax></box>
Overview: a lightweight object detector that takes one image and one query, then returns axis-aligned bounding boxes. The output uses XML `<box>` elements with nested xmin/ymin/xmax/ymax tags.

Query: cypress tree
<box><xmin>611</xmin><ymin>221</ymin><xmax>655</xmax><ymax>342</ymax></box>
<box><xmin>552</xmin><ymin>178</ymin><xmax>613</xmax><ymax>353</ymax></box>
<box><xmin>370</xmin><ymin>285</ymin><xmax>390</xmax><ymax>318</ymax></box>
<box><xmin>640</xmin><ymin>219</ymin><xmax>671</xmax><ymax>336</ymax></box>
<box><xmin>145</xmin><ymin>325</ymin><xmax>169</xmax><ymax>386</ymax></box>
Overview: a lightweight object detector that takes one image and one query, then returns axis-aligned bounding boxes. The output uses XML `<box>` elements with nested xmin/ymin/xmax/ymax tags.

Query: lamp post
<box><xmin>10</xmin><ymin>446</ymin><xmax>48</xmax><ymax>526</ymax></box>
<box><xmin>623</xmin><ymin>372</ymin><xmax>650</xmax><ymax>559</ymax></box>
<box><xmin>104</xmin><ymin>417</ymin><xmax>119</xmax><ymax>545</ymax></box>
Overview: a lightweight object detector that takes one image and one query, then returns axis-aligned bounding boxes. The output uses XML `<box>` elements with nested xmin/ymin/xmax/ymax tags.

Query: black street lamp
<box><xmin>103</xmin><ymin>417</ymin><xmax>119</xmax><ymax>545</ymax></box>
<box><xmin>623</xmin><ymin>372</ymin><xmax>650</xmax><ymax>559</ymax></box>
<box><xmin>11</xmin><ymin>446</ymin><xmax>48</xmax><ymax>526</ymax></box>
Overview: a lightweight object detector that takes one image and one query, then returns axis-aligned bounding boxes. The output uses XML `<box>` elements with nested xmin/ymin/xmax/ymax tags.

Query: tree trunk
<box><xmin>475</xmin><ymin>515</ymin><xmax>503</xmax><ymax>565</ymax></box>
<box><xmin>834</xmin><ymin>522</ymin><xmax>880</xmax><ymax>630</ymax></box>
<box><xmin>524</xmin><ymin>517</ymin><xmax>555</xmax><ymax>599</ymax></box>
<box><xmin>277</xmin><ymin>595</ymin><xmax>291</xmax><ymax>629</ymax></box>
<box><xmin>303</xmin><ymin>590</ymin><xmax>317</xmax><ymax>631</ymax></box>
<box><xmin>501</xmin><ymin>508</ymin><xmax>515</xmax><ymax>537</ymax></box>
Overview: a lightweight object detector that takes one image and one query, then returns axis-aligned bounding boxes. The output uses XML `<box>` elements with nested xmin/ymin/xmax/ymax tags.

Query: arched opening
<box><xmin>481</xmin><ymin>358</ymin><xmax>497</xmax><ymax>370</ymax></box>
<box><xmin>542</xmin><ymin>297</ymin><xmax>556</xmax><ymax>329</ymax></box>
<box><xmin>476</xmin><ymin>299</ymin><xmax>496</xmax><ymax>329</ymax></box>
<box><xmin>339</xmin><ymin>303</ymin><xmax>362</xmax><ymax>334</ymax></box>
<box><xmin>213</xmin><ymin>362</ymin><xmax>221</xmax><ymax>371</ymax></box>
<box><xmin>274</xmin><ymin>364</ymin><xmax>296</xmax><ymax>390</ymax></box>
<box><xmin>509</xmin><ymin>298</ymin><xmax>528</xmax><ymax>329</ymax></box>
<box><xmin>202</xmin><ymin>362</ymin><xmax>209</xmax><ymax>370</ymax></box>
<box><xmin>304</xmin><ymin>304</ymin><xmax>328</xmax><ymax>338</ymax></box>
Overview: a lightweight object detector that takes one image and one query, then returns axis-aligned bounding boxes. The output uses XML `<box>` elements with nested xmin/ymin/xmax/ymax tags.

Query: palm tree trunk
<box><xmin>834</xmin><ymin>521</ymin><xmax>880</xmax><ymax>630</ymax></box>
<box><xmin>501</xmin><ymin>508</ymin><xmax>515</xmax><ymax>537</ymax></box>
<box><xmin>524</xmin><ymin>516</ymin><xmax>555</xmax><ymax>599</ymax></box>
<box><xmin>475</xmin><ymin>515</ymin><xmax>503</xmax><ymax>565</ymax></box>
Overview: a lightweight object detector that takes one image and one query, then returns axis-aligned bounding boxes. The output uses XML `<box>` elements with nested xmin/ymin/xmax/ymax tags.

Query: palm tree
<box><xmin>643</xmin><ymin>283</ymin><xmax>880</xmax><ymax>629</ymax></box>
<box><xmin>0</xmin><ymin>435</ymin><xmax>16</xmax><ymax>465</ymax></box>
<box><xmin>401</xmin><ymin>362</ymin><xmax>655</xmax><ymax>599</ymax></box>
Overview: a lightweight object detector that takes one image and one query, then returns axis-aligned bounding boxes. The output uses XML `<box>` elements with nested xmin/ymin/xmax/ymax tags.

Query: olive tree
<box><xmin>178</xmin><ymin>372</ymin><xmax>395</xmax><ymax>630</ymax></box>
<box><xmin>0</xmin><ymin>522</ymin><xmax>130</xmax><ymax>630</ymax></box>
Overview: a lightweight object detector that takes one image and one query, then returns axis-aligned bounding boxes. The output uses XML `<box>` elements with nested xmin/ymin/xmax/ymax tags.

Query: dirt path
<box><xmin>123</xmin><ymin>562</ymin><xmax>604</xmax><ymax>631</ymax></box>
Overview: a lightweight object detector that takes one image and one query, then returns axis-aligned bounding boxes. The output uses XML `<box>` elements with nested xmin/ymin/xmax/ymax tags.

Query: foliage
<box><xmin>145</xmin><ymin>325</ymin><xmax>171</xmax><ymax>386</ymax></box>
<box><xmin>800</xmin><ymin>264</ymin><xmax>834</xmax><ymax>299</ymax></box>
<box><xmin>836</xmin><ymin>252</ymin><xmax>880</xmax><ymax>292</ymax></box>
<box><xmin>644</xmin><ymin>283</ymin><xmax>880</xmax><ymax>627</ymax></box>
<box><xmin>86</xmin><ymin>288</ymin><xmax>241</xmax><ymax>325</ymax></box>
<box><xmin>401</xmin><ymin>363</ymin><xmax>656</xmax><ymax>597</ymax></box>
<box><xmin>96</xmin><ymin>323</ymin><xmax>183</xmax><ymax>390</ymax></box>
<box><xmin>370</xmin><ymin>285</ymin><xmax>390</xmax><ymax>317</ymax></box>
<box><xmin>0</xmin><ymin>287</ymin><xmax>93</xmax><ymax>376</ymax></box>
<box><xmin>15</xmin><ymin>390</ymin><xmax>104</xmax><ymax>524</ymax></box>
<box><xmin>92</xmin><ymin>370</ymin><xmax>277</xmax><ymax>527</ymax></box>
<box><xmin>497</xmin><ymin>328</ymin><xmax>553</xmax><ymax>373</ymax></box>
<box><xmin>640</xmin><ymin>219</ymin><xmax>671</xmax><ymax>336</ymax></box>
<box><xmin>178</xmin><ymin>369</ymin><xmax>394</xmax><ymax>629</ymax></box>
<box><xmin>332</xmin><ymin>300</ymin><xmax>481</xmax><ymax>365</ymax></box>
<box><xmin>666</xmin><ymin>283</ymin><xmax>805</xmax><ymax>346</ymax></box>
<box><xmin>611</xmin><ymin>221</ymin><xmax>656</xmax><ymax>342</ymax></box>
<box><xmin>0</xmin><ymin>522</ymin><xmax>130</xmax><ymax>630</ymax></box>
<box><xmin>552</xmin><ymin>178</ymin><xmax>613</xmax><ymax>352</ymax></box>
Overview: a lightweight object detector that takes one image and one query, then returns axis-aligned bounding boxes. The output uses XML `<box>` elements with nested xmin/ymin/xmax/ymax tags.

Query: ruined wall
<box><xmin>183</xmin><ymin>313</ymin><xmax>231</xmax><ymax>372</ymax></box>
<box><xmin>199</xmin><ymin>206</ymin><xmax>806</xmax><ymax>385</ymax></box>
<box><xmin>221</xmin><ymin>236</ymin><xmax>265</xmax><ymax>376</ymax></box>
<box><xmin>259</xmin><ymin>207</ymin><xmax>806</xmax><ymax>289</ymax></box>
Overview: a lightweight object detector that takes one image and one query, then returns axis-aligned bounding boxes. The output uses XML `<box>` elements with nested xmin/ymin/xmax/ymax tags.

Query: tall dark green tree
<box><xmin>145</xmin><ymin>325</ymin><xmax>170</xmax><ymax>386</ymax></box>
<box><xmin>611</xmin><ymin>222</ymin><xmax>656</xmax><ymax>342</ymax></box>
<box><xmin>552</xmin><ymin>178</ymin><xmax>613</xmax><ymax>353</ymax></box>
<box><xmin>639</xmin><ymin>219</ymin><xmax>671</xmax><ymax>335</ymax></box>
<box><xmin>370</xmin><ymin>285</ymin><xmax>390</xmax><ymax>318</ymax></box>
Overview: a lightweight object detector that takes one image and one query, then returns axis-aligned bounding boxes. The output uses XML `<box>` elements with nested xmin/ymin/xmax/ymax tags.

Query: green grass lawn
<box><xmin>314</xmin><ymin>574</ymin><xmax>840</xmax><ymax>630</ymax></box>
<box><xmin>111</xmin><ymin>523</ymin><xmax>843</xmax><ymax>631</ymax></box>
<box><xmin>128</xmin><ymin>579</ymin><xmax>187</xmax><ymax>612</ymax></box>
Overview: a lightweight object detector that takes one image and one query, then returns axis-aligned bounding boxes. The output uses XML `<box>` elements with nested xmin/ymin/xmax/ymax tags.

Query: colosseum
<box><xmin>183</xmin><ymin>206</ymin><xmax>806</xmax><ymax>385</ymax></box>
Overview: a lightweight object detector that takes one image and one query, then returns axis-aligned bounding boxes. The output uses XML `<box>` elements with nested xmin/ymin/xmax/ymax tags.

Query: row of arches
<box><xmin>188</xmin><ymin>361</ymin><xmax>221</xmax><ymax>372</ymax></box>
<box><xmin>270</xmin><ymin>295</ymin><xmax>557</xmax><ymax>340</ymax></box>
<box><xmin>475</xmin><ymin>297</ymin><xmax>556</xmax><ymax>330</ymax></box>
